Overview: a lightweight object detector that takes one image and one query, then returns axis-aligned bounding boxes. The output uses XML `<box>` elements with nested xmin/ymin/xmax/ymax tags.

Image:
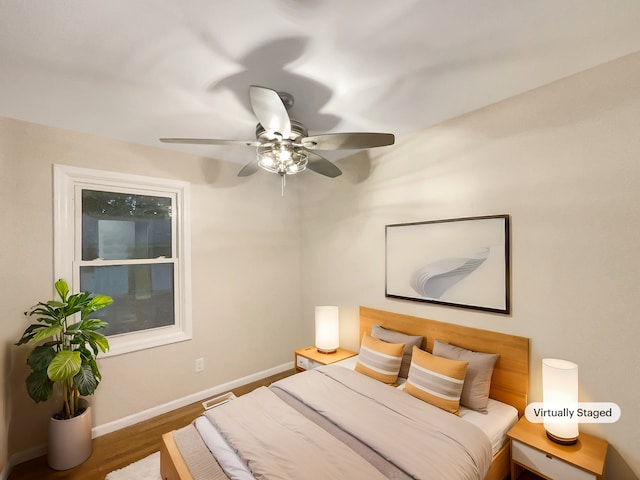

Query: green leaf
<box><xmin>66</xmin><ymin>292</ymin><xmax>91</xmax><ymax>311</ymax></box>
<box><xmin>31</xmin><ymin>325</ymin><xmax>63</xmax><ymax>343</ymax></box>
<box><xmin>26</xmin><ymin>303</ymin><xmax>61</xmax><ymax>321</ymax></box>
<box><xmin>89</xmin><ymin>357</ymin><xmax>102</xmax><ymax>382</ymax></box>
<box><xmin>81</xmin><ymin>318</ymin><xmax>109</xmax><ymax>332</ymax></box>
<box><xmin>35</xmin><ymin>317</ymin><xmax>58</xmax><ymax>326</ymax></box>
<box><xmin>54</xmin><ymin>279</ymin><xmax>69</xmax><ymax>301</ymax></box>
<box><xmin>47</xmin><ymin>301</ymin><xmax>66</xmax><ymax>308</ymax></box>
<box><xmin>88</xmin><ymin>332</ymin><xmax>109</xmax><ymax>353</ymax></box>
<box><xmin>47</xmin><ymin>350</ymin><xmax>82</xmax><ymax>381</ymax></box>
<box><xmin>27</xmin><ymin>345</ymin><xmax>57</xmax><ymax>371</ymax></box>
<box><xmin>66</xmin><ymin>321</ymin><xmax>82</xmax><ymax>331</ymax></box>
<box><xmin>14</xmin><ymin>324</ymin><xmax>46</xmax><ymax>345</ymax></box>
<box><xmin>81</xmin><ymin>295</ymin><xmax>113</xmax><ymax>320</ymax></box>
<box><xmin>88</xmin><ymin>295</ymin><xmax>114</xmax><ymax>310</ymax></box>
<box><xmin>26</xmin><ymin>370</ymin><xmax>54</xmax><ymax>403</ymax></box>
<box><xmin>77</xmin><ymin>345</ymin><xmax>92</xmax><ymax>360</ymax></box>
<box><xmin>74</xmin><ymin>363</ymin><xmax>98</xmax><ymax>396</ymax></box>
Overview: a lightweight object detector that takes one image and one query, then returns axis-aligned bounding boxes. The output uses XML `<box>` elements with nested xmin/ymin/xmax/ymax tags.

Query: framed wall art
<box><xmin>385</xmin><ymin>214</ymin><xmax>510</xmax><ymax>314</ymax></box>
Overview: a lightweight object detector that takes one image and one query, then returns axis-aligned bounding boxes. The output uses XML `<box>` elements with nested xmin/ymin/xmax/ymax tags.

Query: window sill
<box><xmin>102</xmin><ymin>327</ymin><xmax>192</xmax><ymax>357</ymax></box>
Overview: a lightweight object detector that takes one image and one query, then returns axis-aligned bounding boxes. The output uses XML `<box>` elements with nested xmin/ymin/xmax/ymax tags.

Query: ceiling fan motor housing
<box><xmin>255</xmin><ymin>120</ymin><xmax>308</xmax><ymax>142</ymax></box>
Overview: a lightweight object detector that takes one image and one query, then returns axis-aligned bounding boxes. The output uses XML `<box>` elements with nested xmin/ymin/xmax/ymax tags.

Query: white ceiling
<box><xmin>1</xmin><ymin>0</ymin><xmax>640</xmax><ymax>166</ymax></box>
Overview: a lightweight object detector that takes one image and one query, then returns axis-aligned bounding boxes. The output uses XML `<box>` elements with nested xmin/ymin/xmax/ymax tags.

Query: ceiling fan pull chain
<box><xmin>281</xmin><ymin>174</ymin><xmax>286</xmax><ymax>196</ymax></box>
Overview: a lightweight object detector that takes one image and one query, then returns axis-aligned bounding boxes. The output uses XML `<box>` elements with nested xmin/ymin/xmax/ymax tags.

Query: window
<box><xmin>54</xmin><ymin>165</ymin><xmax>192</xmax><ymax>356</ymax></box>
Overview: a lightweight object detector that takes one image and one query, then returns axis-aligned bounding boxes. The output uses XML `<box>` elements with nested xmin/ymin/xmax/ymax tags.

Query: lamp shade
<box><xmin>542</xmin><ymin>358</ymin><xmax>579</xmax><ymax>444</ymax></box>
<box><xmin>315</xmin><ymin>306</ymin><xmax>339</xmax><ymax>353</ymax></box>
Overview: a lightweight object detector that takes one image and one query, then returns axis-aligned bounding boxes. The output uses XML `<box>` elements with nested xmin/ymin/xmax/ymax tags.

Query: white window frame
<box><xmin>54</xmin><ymin>164</ymin><xmax>192</xmax><ymax>356</ymax></box>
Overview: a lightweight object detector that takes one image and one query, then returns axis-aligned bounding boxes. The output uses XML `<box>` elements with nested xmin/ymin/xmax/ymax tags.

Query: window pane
<box><xmin>82</xmin><ymin>190</ymin><xmax>172</xmax><ymax>260</ymax></box>
<box><xmin>80</xmin><ymin>264</ymin><xmax>175</xmax><ymax>336</ymax></box>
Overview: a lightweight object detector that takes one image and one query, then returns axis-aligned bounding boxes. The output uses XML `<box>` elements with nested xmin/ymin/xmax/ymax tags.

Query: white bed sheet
<box><xmin>459</xmin><ymin>398</ymin><xmax>518</xmax><ymax>455</ymax></box>
<box><xmin>194</xmin><ymin>416</ymin><xmax>255</xmax><ymax>480</ymax></box>
<box><xmin>334</xmin><ymin>354</ymin><xmax>518</xmax><ymax>455</ymax></box>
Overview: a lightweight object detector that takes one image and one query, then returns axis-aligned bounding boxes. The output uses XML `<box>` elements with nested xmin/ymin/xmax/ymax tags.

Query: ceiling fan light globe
<box><xmin>260</xmin><ymin>156</ymin><xmax>275</xmax><ymax>168</ymax></box>
<box><xmin>290</xmin><ymin>148</ymin><xmax>309</xmax><ymax>174</ymax></box>
<box><xmin>256</xmin><ymin>144</ymin><xmax>308</xmax><ymax>176</ymax></box>
<box><xmin>287</xmin><ymin>163</ymin><xmax>302</xmax><ymax>174</ymax></box>
<box><xmin>278</xmin><ymin>145</ymin><xmax>292</xmax><ymax>161</ymax></box>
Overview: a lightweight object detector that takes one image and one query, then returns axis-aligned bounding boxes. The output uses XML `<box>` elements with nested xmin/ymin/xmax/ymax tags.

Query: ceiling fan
<box><xmin>160</xmin><ymin>85</ymin><xmax>394</xmax><ymax>191</ymax></box>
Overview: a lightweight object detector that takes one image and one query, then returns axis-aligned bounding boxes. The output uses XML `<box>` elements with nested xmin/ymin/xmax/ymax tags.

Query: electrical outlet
<box><xmin>195</xmin><ymin>357</ymin><xmax>205</xmax><ymax>372</ymax></box>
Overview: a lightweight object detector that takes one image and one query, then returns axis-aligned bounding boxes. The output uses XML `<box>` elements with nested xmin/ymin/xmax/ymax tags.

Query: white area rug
<box><xmin>105</xmin><ymin>451</ymin><xmax>161</xmax><ymax>480</ymax></box>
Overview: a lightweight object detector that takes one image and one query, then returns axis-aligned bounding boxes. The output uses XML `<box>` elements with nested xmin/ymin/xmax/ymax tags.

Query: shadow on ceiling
<box><xmin>204</xmin><ymin>36</ymin><xmax>341</xmax><ymax>133</ymax></box>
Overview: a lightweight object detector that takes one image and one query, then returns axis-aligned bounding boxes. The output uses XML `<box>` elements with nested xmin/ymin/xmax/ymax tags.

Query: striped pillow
<box><xmin>371</xmin><ymin>324</ymin><xmax>423</xmax><ymax>379</ymax></box>
<box><xmin>405</xmin><ymin>346</ymin><xmax>469</xmax><ymax>415</ymax></box>
<box><xmin>355</xmin><ymin>333</ymin><xmax>405</xmax><ymax>384</ymax></box>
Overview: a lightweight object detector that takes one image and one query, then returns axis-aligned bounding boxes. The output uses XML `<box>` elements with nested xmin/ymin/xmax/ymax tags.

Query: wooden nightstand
<box><xmin>507</xmin><ymin>417</ymin><xmax>608</xmax><ymax>480</ymax></box>
<box><xmin>294</xmin><ymin>346</ymin><xmax>357</xmax><ymax>372</ymax></box>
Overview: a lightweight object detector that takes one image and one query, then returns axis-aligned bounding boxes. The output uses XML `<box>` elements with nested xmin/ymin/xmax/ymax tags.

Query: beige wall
<box><xmin>0</xmin><ymin>118</ymin><xmax>304</xmax><ymax>466</ymax></box>
<box><xmin>2</xmin><ymin>51</ymin><xmax>639</xmax><ymax>478</ymax></box>
<box><xmin>299</xmin><ymin>52</ymin><xmax>640</xmax><ymax>478</ymax></box>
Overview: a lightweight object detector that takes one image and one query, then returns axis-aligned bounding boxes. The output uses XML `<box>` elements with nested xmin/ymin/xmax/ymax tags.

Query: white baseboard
<box><xmin>6</xmin><ymin>361</ymin><xmax>293</xmax><ymax>472</ymax></box>
<box><xmin>92</xmin><ymin>361</ymin><xmax>293</xmax><ymax>437</ymax></box>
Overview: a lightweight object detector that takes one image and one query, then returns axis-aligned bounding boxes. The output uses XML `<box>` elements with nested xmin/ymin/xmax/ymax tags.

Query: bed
<box><xmin>160</xmin><ymin>306</ymin><xmax>529</xmax><ymax>480</ymax></box>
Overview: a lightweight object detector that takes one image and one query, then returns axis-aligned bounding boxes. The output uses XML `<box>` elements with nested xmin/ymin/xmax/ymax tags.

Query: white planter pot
<box><xmin>47</xmin><ymin>398</ymin><xmax>93</xmax><ymax>470</ymax></box>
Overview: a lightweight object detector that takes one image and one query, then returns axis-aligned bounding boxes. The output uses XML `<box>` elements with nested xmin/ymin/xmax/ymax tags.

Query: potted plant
<box><xmin>15</xmin><ymin>278</ymin><xmax>113</xmax><ymax>470</ymax></box>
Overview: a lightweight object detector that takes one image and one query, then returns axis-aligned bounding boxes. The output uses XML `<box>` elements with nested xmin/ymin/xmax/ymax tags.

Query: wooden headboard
<box><xmin>360</xmin><ymin>306</ymin><xmax>530</xmax><ymax>417</ymax></box>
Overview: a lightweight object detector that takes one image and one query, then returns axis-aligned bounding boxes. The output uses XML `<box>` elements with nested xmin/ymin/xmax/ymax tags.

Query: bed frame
<box><xmin>161</xmin><ymin>306</ymin><xmax>530</xmax><ymax>480</ymax></box>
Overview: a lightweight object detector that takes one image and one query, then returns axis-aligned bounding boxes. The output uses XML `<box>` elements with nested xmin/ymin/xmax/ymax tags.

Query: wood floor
<box><xmin>8</xmin><ymin>369</ymin><xmax>295</xmax><ymax>480</ymax></box>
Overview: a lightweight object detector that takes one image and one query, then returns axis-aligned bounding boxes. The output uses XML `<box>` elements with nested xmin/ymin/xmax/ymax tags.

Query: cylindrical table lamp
<box><xmin>542</xmin><ymin>358</ymin><xmax>579</xmax><ymax>444</ymax></box>
<box><xmin>315</xmin><ymin>306</ymin><xmax>339</xmax><ymax>354</ymax></box>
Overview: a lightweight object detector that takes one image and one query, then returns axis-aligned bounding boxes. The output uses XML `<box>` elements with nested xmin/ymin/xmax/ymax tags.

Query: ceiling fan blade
<box><xmin>301</xmin><ymin>132</ymin><xmax>395</xmax><ymax>150</ymax></box>
<box><xmin>307</xmin><ymin>152</ymin><xmax>342</xmax><ymax>178</ymax></box>
<box><xmin>249</xmin><ymin>85</ymin><xmax>291</xmax><ymax>138</ymax></box>
<box><xmin>160</xmin><ymin>138</ymin><xmax>260</xmax><ymax>146</ymax></box>
<box><xmin>237</xmin><ymin>160</ymin><xmax>260</xmax><ymax>177</ymax></box>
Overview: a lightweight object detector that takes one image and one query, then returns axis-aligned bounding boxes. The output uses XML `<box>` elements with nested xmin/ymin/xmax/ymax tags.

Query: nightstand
<box><xmin>294</xmin><ymin>346</ymin><xmax>357</xmax><ymax>372</ymax></box>
<box><xmin>507</xmin><ymin>417</ymin><xmax>608</xmax><ymax>480</ymax></box>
